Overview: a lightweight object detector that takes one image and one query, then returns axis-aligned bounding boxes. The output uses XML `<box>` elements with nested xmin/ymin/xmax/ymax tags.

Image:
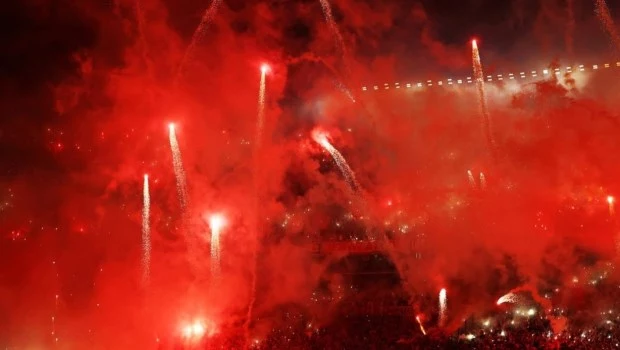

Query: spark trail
<box><xmin>496</xmin><ymin>292</ymin><xmax>520</xmax><ymax>305</ymax></box>
<box><xmin>472</xmin><ymin>40</ymin><xmax>496</xmax><ymax>159</ymax></box>
<box><xmin>168</xmin><ymin>124</ymin><xmax>188</xmax><ymax>211</ymax></box>
<box><xmin>256</xmin><ymin>65</ymin><xmax>268</xmax><ymax>144</ymax></box>
<box><xmin>174</xmin><ymin>0</ymin><xmax>223</xmax><ymax>84</ymax></box>
<box><xmin>209</xmin><ymin>214</ymin><xmax>226</xmax><ymax>281</ymax></box>
<box><xmin>439</xmin><ymin>288</ymin><xmax>447</xmax><ymax>327</ymax></box>
<box><xmin>312</xmin><ymin>130</ymin><xmax>360</xmax><ymax>192</ymax></box>
<box><xmin>416</xmin><ymin>315</ymin><xmax>427</xmax><ymax>335</ymax></box>
<box><xmin>142</xmin><ymin>174</ymin><xmax>151</xmax><ymax>284</ymax></box>
<box><xmin>245</xmin><ymin>65</ymin><xmax>268</xmax><ymax>349</ymax></box>
<box><xmin>595</xmin><ymin>0</ymin><xmax>620</xmax><ymax>52</ymax></box>
<box><xmin>479</xmin><ymin>172</ymin><xmax>487</xmax><ymax>190</ymax></box>
<box><xmin>566</xmin><ymin>0</ymin><xmax>575</xmax><ymax>57</ymax></box>
<box><xmin>319</xmin><ymin>0</ymin><xmax>355</xmax><ymax>101</ymax></box>
<box><xmin>467</xmin><ymin>170</ymin><xmax>476</xmax><ymax>189</ymax></box>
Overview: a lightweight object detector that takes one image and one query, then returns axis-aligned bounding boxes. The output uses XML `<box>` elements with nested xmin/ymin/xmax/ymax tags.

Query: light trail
<box><xmin>595</xmin><ymin>0</ymin><xmax>620</xmax><ymax>52</ymax></box>
<box><xmin>439</xmin><ymin>288</ymin><xmax>447</xmax><ymax>327</ymax></box>
<box><xmin>174</xmin><ymin>0</ymin><xmax>223</xmax><ymax>84</ymax></box>
<box><xmin>416</xmin><ymin>315</ymin><xmax>427</xmax><ymax>335</ymax></box>
<box><xmin>319</xmin><ymin>0</ymin><xmax>355</xmax><ymax>101</ymax></box>
<box><xmin>497</xmin><ymin>292</ymin><xmax>520</xmax><ymax>305</ymax></box>
<box><xmin>142</xmin><ymin>174</ymin><xmax>151</xmax><ymax>284</ymax></box>
<box><xmin>608</xmin><ymin>195</ymin><xmax>615</xmax><ymax>216</ymax></box>
<box><xmin>467</xmin><ymin>170</ymin><xmax>476</xmax><ymax>189</ymax></box>
<box><xmin>168</xmin><ymin>123</ymin><xmax>188</xmax><ymax>211</ymax></box>
<box><xmin>479</xmin><ymin>172</ymin><xmax>487</xmax><ymax>190</ymax></box>
<box><xmin>312</xmin><ymin>130</ymin><xmax>360</xmax><ymax>192</ymax></box>
<box><xmin>256</xmin><ymin>64</ymin><xmax>268</xmax><ymax>145</ymax></box>
<box><xmin>246</xmin><ymin>64</ymin><xmax>269</xmax><ymax>350</ymax></box>
<box><xmin>472</xmin><ymin>39</ymin><xmax>496</xmax><ymax>158</ymax></box>
<box><xmin>209</xmin><ymin>214</ymin><xmax>226</xmax><ymax>281</ymax></box>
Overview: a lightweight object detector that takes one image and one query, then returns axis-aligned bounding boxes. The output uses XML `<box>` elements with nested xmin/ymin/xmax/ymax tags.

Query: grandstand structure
<box><xmin>360</xmin><ymin>61</ymin><xmax>620</xmax><ymax>92</ymax></box>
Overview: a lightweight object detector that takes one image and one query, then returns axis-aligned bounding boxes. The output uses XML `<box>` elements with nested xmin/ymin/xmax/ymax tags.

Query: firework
<box><xmin>319</xmin><ymin>0</ymin><xmax>346</xmax><ymax>57</ymax></box>
<box><xmin>175</xmin><ymin>0</ymin><xmax>223</xmax><ymax>83</ymax></box>
<box><xmin>245</xmin><ymin>64</ymin><xmax>270</xmax><ymax>349</ymax></box>
<box><xmin>312</xmin><ymin>129</ymin><xmax>360</xmax><ymax>192</ymax></box>
<box><xmin>256</xmin><ymin>65</ymin><xmax>269</xmax><ymax>145</ymax></box>
<box><xmin>416</xmin><ymin>315</ymin><xmax>427</xmax><ymax>336</ymax></box>
<box><xmin>595</xmin><ymin>0</ymin><xmax>620</xmax><ymax>52</ymax></box>
<box><xmin>209</xmin><ymin>214</ymin><xmax>226</xmax><ymax>281</ymax></box>
<box><xmin>566</xmin><ymin>0</ymin><xmax>575</xmax><ymax>57</ymax></box>
<box><xmin>471</xmin><ymin>40</ymin><xmax>496</xmax><ymax>158</ymax></box>
<box><xmin>142</xmin><ymin>174</ymin><xmax>151</xmax><ymax>284</ymax></box>
<box><xmin>319</xmin><ymin>0</ymin><xmax>355</xmax><ymax>100</ymax></box>
<box><xmin>467</xmin><ymin>170</ymin><xmax>476</xmax><ymax>189</ymax></box>
<box><xmin>479</xmin><ymin>172</ymin><xmax>487</xmax><ymax>190</ymax></box>
<box><xmin>439</xmin><ymin>288</ymin><xmax>447</xmax><ymax>327</ymax></box>
<box><xmin>168</xmin><ymin>124</ymin><xmax>188</xmax><ymax>210</ymax></box>
<box><xmin>608</xmin><ymin>195</ymin><xmax>615</xmax><ymax>216</ymax></box>
<box><xmin>496</xmin><ymin>292</ymin><xmax>520</xmax><ymax>305</ymax></box>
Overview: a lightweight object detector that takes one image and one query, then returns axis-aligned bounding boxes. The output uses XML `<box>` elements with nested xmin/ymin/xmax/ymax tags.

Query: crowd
<box><xmin>165</xmin><ymin>313</ymin><xmax>620</xmax><ymax>349</ymax></box>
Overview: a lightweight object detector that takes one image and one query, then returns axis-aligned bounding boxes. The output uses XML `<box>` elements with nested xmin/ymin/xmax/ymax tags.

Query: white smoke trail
<box><xmin>142</xmin><ymin>174</ymin><xmax>151</xmax><ymax>284</ymax></box>
<box><xmin>168</xmin><ymin>124</ymin><xmax>188</xmax><ymax>210</ymax></box>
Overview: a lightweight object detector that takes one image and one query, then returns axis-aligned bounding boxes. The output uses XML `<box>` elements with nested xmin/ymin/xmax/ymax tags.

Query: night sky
<box><xmin>1</xmin><ymin>0</ymin><xmax>620</xmax><ymax>348</ymax></box>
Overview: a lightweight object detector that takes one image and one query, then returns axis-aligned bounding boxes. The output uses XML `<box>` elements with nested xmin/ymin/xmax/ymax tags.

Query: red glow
<box><xmin>208</xmin><ymin>213</ymin><xmax>227</xmax><ymax>232</ymax></box>
<box><xmin>311</xmin><ymin>128</ymin><xmax>330</xmax><ymax>147</ymax></box>
<box><xmin>261</xmin><ymin>63</ymin><xmax>270</xmax><ymax>74</ymax></box>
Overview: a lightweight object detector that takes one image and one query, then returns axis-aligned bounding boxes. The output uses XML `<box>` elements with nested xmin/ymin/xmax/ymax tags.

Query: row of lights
<box><xmin>361</xmin><ymin>62</ymin><xmax>620</xmax><ymax>91</ymax></box>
